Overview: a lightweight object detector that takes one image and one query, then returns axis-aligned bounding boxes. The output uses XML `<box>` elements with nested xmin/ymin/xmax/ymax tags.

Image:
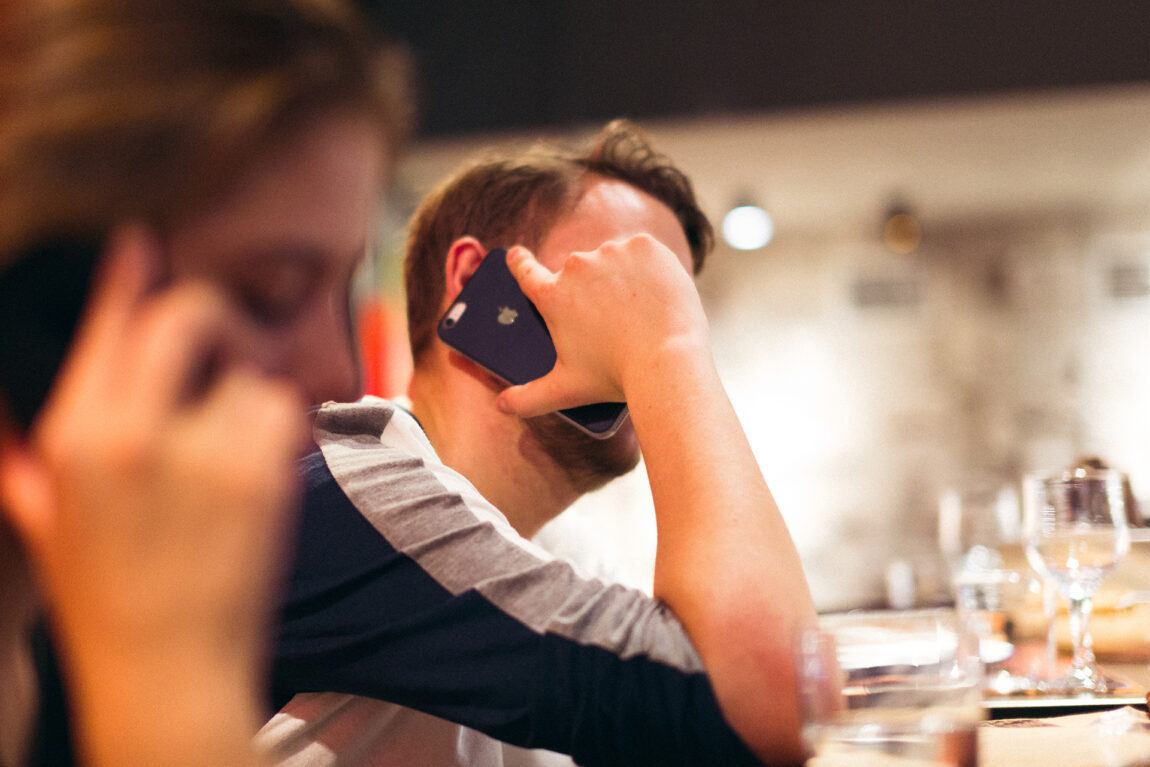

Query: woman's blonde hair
<box><xmin>0</xmin><ymin>0</ymin><xmax>413</xmax><ymax>265</ymax></box>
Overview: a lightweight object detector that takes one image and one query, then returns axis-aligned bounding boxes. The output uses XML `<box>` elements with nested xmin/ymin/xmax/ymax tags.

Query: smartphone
<box><xmin>437</xmin><ymin>248</ymin><xmax>628</xmax><ymax>439</ymax></box>
<box><xmin>0</xmin><ymin>239</ymin><xmax>100</xmax><ymax>431</ymax></box>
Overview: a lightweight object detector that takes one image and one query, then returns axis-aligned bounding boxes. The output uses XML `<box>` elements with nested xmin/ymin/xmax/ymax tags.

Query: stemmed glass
<box><xmin>1022</xmin><ymin>468</ymin><xmax>1131</xmax><ymax>694</ymax></box>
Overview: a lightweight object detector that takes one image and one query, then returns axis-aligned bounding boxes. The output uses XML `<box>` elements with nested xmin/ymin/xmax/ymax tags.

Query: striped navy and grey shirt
<box><xmin>263</xmin><ymin>398</ymin><xmax>761</xmax><ymax>767</ymax></box>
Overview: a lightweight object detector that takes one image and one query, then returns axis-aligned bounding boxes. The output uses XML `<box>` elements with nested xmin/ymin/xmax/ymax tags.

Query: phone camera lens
<box><xmin>443</xmin><ymin>301</ymin><xmax>467</xmax><ymax>329</ymax></box>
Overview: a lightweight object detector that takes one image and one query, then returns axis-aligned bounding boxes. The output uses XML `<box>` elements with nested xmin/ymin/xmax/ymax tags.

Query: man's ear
<box><xmin>444</xmin><ymin>237</ymin><xmax>486</xmax><ymax>301</ymax></box>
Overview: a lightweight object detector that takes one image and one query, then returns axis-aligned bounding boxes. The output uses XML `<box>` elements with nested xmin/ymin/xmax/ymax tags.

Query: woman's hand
<box><xmin>0</xmin><ymin>226</ymin><xmax>307</xmax><ymax>766</ymax></box>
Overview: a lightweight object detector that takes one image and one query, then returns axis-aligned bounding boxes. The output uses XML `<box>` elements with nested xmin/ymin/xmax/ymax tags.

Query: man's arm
<box><xmin>501</xmin><ymin>236</ymin><xmax>817</xmax><ymax>765</ymax></box>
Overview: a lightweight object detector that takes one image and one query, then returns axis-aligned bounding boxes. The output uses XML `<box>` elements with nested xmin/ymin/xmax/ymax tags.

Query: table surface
<box><xmin>980</xmin><ymin>706</ymin><xmax>1150</xmax><ymax>767</ymax></box>
<box><xmin>982</xmin><ymin>640</ymin><xmax>1149</xmax><ymax>718</ymax></box>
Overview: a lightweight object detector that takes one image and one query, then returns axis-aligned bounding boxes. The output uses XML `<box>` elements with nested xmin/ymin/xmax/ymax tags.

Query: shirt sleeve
<box><xmin>270</xmin><ymin>399</ymin><xmax>763</xmax><ymax>767</ymax></box>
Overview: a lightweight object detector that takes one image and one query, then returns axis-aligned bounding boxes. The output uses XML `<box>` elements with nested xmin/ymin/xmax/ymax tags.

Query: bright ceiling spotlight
<box><xmin>721</xmin><ymin>203</ymin><xmax>774</xmax><ymax>250</ymax></box>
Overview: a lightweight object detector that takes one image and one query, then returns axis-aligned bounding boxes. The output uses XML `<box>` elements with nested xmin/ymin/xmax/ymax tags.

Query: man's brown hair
<box><xmin>403</xmin><ymin>119</ymin><xmax>714</xmax><ymax>363</ymax></box>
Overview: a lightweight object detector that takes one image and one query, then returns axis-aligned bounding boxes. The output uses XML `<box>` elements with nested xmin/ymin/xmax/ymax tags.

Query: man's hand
<box><xmin>497</xmin><ymin>234</ymin><xmax>710</xmax><ymax>417</ymax></box>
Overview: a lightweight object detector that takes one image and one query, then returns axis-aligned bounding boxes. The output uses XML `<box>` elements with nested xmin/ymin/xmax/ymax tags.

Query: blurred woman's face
<box><xmin>164</xmin><ymin>112</ymin><xmax>387</xmax><ymax>406</ymax></box>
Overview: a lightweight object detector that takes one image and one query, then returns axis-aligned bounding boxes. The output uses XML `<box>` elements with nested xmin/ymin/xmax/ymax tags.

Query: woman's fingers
<box><xmin>19</xmin><ymin>304</ymin><xmax>308</xmax><ymax>656</ymax></box>
<box><xmin>3</xmin><ymin>227</ymin><xmax>166</xmax><ymax>562</ymax></box>
<box><xmin>43</xmin><ymin>226</ymin><xmax>161</xmax><ymax>416</ymax></box>
<box><xmin>124</xmin><ymin>283</ymin><xmax>250</xmax><ymax>422</ymax></box>
<box><xmin>18</xmin><ymin>224</ymin><xmax>306</xmax><ymax>586</ymax></box>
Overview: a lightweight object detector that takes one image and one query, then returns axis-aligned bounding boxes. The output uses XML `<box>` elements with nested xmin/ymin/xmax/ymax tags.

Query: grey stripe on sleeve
<box><xmin>313</xmin><ymin>399</ymin><xmax>705</xmax><ymax>674</ymax></box>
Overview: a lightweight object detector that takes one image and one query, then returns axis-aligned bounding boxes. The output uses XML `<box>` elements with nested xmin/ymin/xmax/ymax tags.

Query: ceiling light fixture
<box><xmin>721</xmin><ymin>201</ymin><xmax>774</xmax><ymax>251</ymax></box>
<box><xmin>881</xmin><ymin>198</ymin><xmax>922</xmax><ymax>255</ymax></box>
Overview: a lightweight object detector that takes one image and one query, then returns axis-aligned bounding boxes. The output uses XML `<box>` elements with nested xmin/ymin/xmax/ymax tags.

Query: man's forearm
<box><xmin>629</xmin><ymin>344</ymin><xmax>816</xmax><ymax>765</ymax></box>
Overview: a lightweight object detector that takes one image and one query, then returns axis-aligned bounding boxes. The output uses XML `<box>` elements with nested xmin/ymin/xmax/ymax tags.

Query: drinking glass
<box><xmin>938</xmin><ymin>484</ymin><xmax>1054</xmax><ymax>693</ymax></box>
<box><xmin>938</xmin><ymin>486</ymin><xmax>1025</xmax><ymax>638</ymax></box>
<box><xmin>796</xmin><ymin>609</ymin><xmax>983</xmax><ymax>767</ymax></box>
<box><xmin>1022</xmin><ymin>468</ymin><xmax>1131</xmax><ymax>694</ymax></box>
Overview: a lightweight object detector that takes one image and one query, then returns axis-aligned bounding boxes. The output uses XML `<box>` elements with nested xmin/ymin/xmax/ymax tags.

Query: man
<box><xmin>261</xmin><ymin>120</ymin><xmax>815</xmax><ymax>767</ymax></box>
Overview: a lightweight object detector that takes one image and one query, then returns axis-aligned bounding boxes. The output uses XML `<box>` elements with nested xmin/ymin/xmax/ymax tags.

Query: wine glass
<box><xmin>1022</xmin><ymin>467</ymin><xmax>1131</xmax><ymax>694</ymax></box>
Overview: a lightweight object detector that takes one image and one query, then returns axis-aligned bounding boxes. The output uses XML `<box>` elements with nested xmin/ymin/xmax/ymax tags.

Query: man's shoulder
<box><xmin>312</xmin><ymin>396</ymin><xmax>420</xmax><ymax>445</ymax></box>
<box><xmin>304</xmin><ymin>396</ymin><xmax>514</xmax><ymax>536</ymax></box>
<box><xmin>308</xmin><ymin>396</ymin><xmax>436</xmax><ymax>465</ymax></box>
<box><xmin>302</xmin><ymin>396</ymin><xmax>438</xmax><ymax>496</ymax></box>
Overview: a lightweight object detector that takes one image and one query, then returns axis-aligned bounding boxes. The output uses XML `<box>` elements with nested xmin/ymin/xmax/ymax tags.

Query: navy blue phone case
<box><xmin>436</xmin><ymin>248</ymin><xmax>628</xmax><ymax>438</ymax></box>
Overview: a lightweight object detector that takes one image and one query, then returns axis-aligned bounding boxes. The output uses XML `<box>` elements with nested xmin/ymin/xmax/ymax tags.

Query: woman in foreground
<box><xmin>0</xmin><ymin>0</ymin><xmax>410</xmax><ymax>764</ymax></box>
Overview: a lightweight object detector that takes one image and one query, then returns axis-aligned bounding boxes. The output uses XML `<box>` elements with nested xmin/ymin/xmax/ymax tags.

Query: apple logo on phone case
<box><xmin>497</xmin><ymin>306</ymin><xmax>518</xmax><ymax>325</ymax></box>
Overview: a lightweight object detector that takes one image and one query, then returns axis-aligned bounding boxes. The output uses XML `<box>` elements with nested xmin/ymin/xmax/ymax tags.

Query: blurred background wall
<box><xmin>353</xmin><ymin>2</ymin><xmax>1150</xmax><ymax>611</ymax></box>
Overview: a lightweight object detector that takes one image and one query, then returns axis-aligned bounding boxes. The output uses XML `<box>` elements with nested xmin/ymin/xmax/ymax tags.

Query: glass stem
<box><xmin>1042</xmin><ymin>579</ymin><xmax>1058</xmax><ymax>680</ymax></box>
<box><xmin>1066</xmin><ymin>594</ymin><xmax>1096</xmax><ymax>677</ymax></box>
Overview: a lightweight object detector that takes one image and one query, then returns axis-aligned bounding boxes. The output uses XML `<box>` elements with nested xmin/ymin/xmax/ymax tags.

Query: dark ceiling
<box><xmin>359</xmin><ymin>2</ymin><xmax>1150</xmax><ymax>139</ymax></box>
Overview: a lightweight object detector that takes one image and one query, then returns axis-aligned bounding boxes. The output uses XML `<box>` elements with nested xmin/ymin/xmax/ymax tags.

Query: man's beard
<box><xmin>523</xmin><ymin>412</ymin><xmax>641</xmax><ymax>494</ymax></box>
